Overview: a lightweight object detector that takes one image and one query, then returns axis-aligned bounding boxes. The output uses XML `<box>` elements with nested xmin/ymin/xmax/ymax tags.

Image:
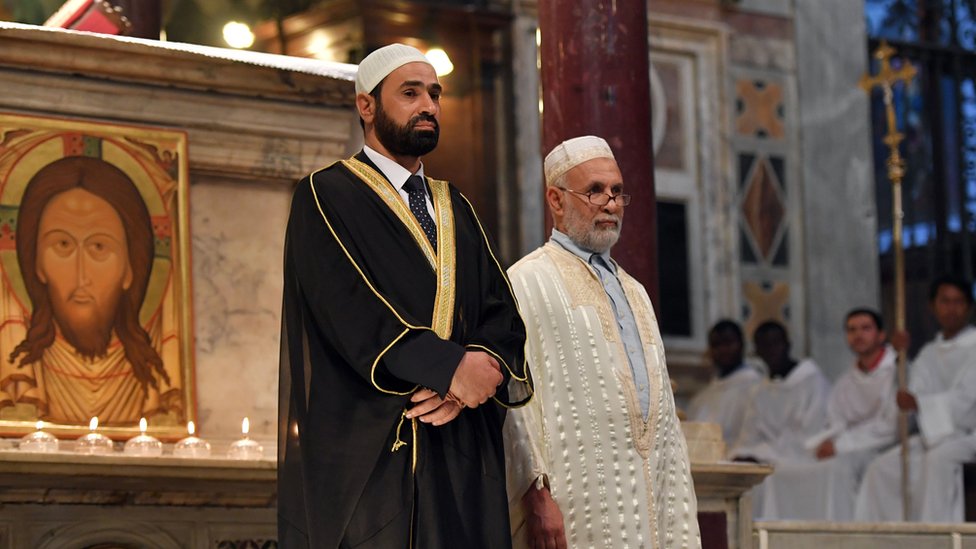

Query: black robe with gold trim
<box><xmin>278</xmin><ymin>151</ymin><xmax>532</xmax><ymax>548</ymax></box>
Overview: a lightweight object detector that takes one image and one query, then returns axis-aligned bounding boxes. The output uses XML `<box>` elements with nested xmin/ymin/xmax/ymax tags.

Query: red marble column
<box><xmin>116</xmin><ymin>0</ymin><xmax>161</xmax><ymax>39</ymax></box>
<box><xmin>538</xmin><ymin>0</ymin><xmax>658</xmax><ymax>304</ymax></box>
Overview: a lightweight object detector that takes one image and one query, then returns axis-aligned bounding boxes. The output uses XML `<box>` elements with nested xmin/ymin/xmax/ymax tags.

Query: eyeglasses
<box><xmin>556</xmin><ymin>187</ymin><xmax>632</xmax><ymax>206</ymax></box>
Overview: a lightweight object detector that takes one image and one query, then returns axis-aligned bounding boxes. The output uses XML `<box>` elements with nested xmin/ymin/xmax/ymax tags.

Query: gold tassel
<box><xmin>391</xmin><ymin>409</ymin><xmax>408</xmax><ymax>452</ymax></box>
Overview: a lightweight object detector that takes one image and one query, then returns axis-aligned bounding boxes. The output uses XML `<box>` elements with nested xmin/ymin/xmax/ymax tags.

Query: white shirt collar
<box><xmin>363</xmin><ymin>144</ymin><xmax>425</xmax><ymax>192</ymax></box>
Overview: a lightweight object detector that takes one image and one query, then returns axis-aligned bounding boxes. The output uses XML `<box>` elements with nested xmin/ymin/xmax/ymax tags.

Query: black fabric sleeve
<box><xmin>457</xmin><ymin>194</ymin><xmax>532</xmax><ymax>405</ymax></box>
<box><xmin>288</xmin><ymin>174</ymin><xmax>464</xmax><ymax>394</ymax></box>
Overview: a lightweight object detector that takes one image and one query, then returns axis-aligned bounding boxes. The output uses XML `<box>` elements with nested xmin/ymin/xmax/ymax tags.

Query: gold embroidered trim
<box><xmin>411</xmin><ymin>415</ymin><xmax>418</xmax><ymax>473</ymax></box>
<box><xmin>342</xmin><ymin>158</ymin><xmax>437</xmax><ymax>269</ymax></box>
<box><xmin>428</xmin><ymin>178</ymin><xmax>456</xmax><ymax>340</ymax></box>
<box><xmin>546</xmin><ymin>243</ymin><xmax>617</xmax><ymax>343</ymax></box>
<box><xmin>341</xmin><ymin>158</ymin><xmax>457</xmax><ymax>341</ymax></box>
<box><xmin>371</xmin><ymin>329</ymin><xmax>417</xmax><ymax>396</ymax></box>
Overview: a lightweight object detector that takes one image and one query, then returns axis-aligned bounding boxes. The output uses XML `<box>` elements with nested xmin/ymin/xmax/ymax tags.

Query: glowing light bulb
<box><xmin>35</xmin><ymin>420</ymin><xmax>43</xmax><ymax>431</ymax></box>
<box><xmin>425</xmin><ymin>48</ymin><xmax>454</xmax><ymax>77</ymax></box>
<box><xmin>222</xmin><ymin>21</ymin><xmax>254</xmax><ymax>49</ymax></box>
<box><xmin>187</xmin><ymin>421</ymin><xmax>196</xmax><ymax>436</ymax></box>
<box><xmin>242</xmin><ymin>417</ymin><xmax>250</xmax><ymax>437</ymax></box>
<box><xmin>89</xmin><ymin>417</ymin><xmax>98</xmax><ymax>431</ymax></box>
<box><xmin>139</xmin><ymin>417</ymin><xmax>147</xmax><ymax>434</ymax></box>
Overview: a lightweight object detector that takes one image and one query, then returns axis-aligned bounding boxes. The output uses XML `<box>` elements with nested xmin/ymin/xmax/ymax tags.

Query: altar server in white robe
<box><xmin>503</xmin><ymin>136</ymin><xmax>700</xmax><ymax>549</ymax></box>
<box><xmin>730</xmin><ymin>321</ymin><xmax>831</xmax><ymax>519</ymax></box>
<box><xmin>856</xmin><ymin>275</ymin><xmax>976</xmax><ymax>522</ymax></box>
<box><xmin>731</xmin><ymin>320</ymin><xmax>831</xmax><ymax>465</ymax></box>
<box><xmin>750</xmin><ymin>308</ymin><xmax>898</xmax><ymax>520</ymax></box>
<box><xmin>688</xmin><ymin>319</ymin><xmax>763</xmax><ymax>446</ymax></box>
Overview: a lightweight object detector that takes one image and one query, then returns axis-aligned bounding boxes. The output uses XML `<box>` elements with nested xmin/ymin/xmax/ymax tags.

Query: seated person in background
<box><xmin>688</xmin><ymin>319</ymin><xmax>763</xmax><ymax>446</ymax></box>
<box><xmin>749</xmin><ymin>308</ymin><xmax>898</xmax><ymax>521</ymax></box>
<box><xmin>731</xmin><ymin>320</ymin><xmax>831</xmax><ymax>464</ymax></box>
<box><xmin>729</xmin><ymin>320</ymin><xmax>831</xmax><ymax>517</ymax></box>
<box><xmin>856</xmin><ymin>275</ymin><xmax>976</xmax><ymax>522</ymax></box>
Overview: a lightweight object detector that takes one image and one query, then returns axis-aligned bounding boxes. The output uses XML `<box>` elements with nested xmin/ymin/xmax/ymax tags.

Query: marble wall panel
<box><xmin>794</xmin><ymin>0</ymin><xmax>878</xmax><ymax>380</ymax></box>
<box><xmin>190</xmin><ymin>178</ymin><xmax>294</xmax><ymax>444</ymax></box>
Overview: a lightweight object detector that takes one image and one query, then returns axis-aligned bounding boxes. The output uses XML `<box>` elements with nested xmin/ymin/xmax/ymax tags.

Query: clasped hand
<box><xmin>404</xmin><ymin>351</ymin><xmax>503</xmax><ymax>426</ymax></box>
<box><xmin>448</xmin><ymin>350</ymin><xmax>503</xmax><ymax>407</ymax></box>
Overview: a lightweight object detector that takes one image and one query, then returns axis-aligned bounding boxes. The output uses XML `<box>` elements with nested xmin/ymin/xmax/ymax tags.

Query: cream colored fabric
<box><xmin>543</xmin><ymin>135</ymin><xmax>615</xmax><ymax>186</ymax></box>
<box><xmin>504</xmin><ymin>242</ymin><xmax>700</xmax><ymax>549</ymax></box>
<box><xmin>687</xmin><ymin>364</ymin><xmax>764</xmax><ymax>446</ymax></box>
<box><xmin>355</xmin><ymin>43</ymin><xmax>432</xmax><ymax>94</ymax></box>
<box><xmin>856</xmin><ymin>326</ymin><xmax>976</xmax><ymax>522</ymax></box>
<box><xmin>752</xmin><ymin>348</ymin><xmax>898</xmax><ymax>521</ymax></box>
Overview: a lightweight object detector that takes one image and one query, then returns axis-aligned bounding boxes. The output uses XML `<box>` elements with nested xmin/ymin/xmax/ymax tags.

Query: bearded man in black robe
<box><xmin>278</xmin><ymin>43</ymin><xmax>533</xmax><ymax>548</ymax></box>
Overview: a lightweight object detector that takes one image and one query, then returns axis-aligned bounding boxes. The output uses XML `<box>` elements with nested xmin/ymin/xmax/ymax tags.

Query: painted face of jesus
<box><xmin>35</xmin><ymin>188</ymin><xmax>133</xmax><ymax>358</ymax></box>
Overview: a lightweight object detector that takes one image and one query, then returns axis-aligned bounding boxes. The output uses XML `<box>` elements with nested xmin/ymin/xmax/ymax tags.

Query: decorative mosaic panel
<box><xmin>742</xmin><ymin>280</ymin><xmax>791</xmax><ymax>338</ymax></box>
<box><xmin>739</xmin><ymin>153</ymin><xmax>788</xmax><ymax>264</ymax></box>
<box><xmin>735</xmin><ymin>79</ymin><xmax>785</xmax><ymax>139</ymax></box>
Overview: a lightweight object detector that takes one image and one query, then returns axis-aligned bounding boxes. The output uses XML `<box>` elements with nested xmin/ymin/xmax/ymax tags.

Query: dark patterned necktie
<box><xmin>403</xmin><ymin>175</ymin><xmax>437</xmax><ymax>251</ymax></box>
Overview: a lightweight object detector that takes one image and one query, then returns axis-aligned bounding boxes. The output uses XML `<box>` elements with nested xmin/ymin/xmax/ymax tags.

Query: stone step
<box><xmin>754</xmin><ymin>520</ymin><xmax>976</xmax><ymax>549</ymax></box>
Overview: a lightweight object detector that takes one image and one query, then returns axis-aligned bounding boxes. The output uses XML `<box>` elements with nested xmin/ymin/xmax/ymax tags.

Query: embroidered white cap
<box><xmin>543</xmin><ymin>135</ymin><xmax>616</xmax><ymax>185</ymax></box>
<box><xmin>356</xmin><ymin>43</ymin><xmax>433</xmax><ymax>94</ymax></box>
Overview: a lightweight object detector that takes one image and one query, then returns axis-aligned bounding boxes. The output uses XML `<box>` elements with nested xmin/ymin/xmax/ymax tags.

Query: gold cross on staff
<box><xmin>860</xmin><ymin>40</ymin><xmax>917</xmax><ymax>184</ymax></box>
<box><xmin>859</xmin><ymin>39</ymin><xmax>917</xmax><ymax>522</ymax></box>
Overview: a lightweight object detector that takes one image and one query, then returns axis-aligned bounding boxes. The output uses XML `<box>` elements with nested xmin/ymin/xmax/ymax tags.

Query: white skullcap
<box><xmin>543</xmin><ymin>135</ymin><xmax>616</xmax><ymax>185</ymax></box>
<box><xmin>356</xmin><ymin>43</ymin><xmax>433</xmax><ymax>94</ymax></box>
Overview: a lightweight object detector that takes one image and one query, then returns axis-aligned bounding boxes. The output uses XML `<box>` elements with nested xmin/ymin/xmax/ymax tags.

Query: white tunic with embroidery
<box><xmin>503</xmin><ymin>243</ymin><xmax>700</xmax><ymax>549</ymax></box>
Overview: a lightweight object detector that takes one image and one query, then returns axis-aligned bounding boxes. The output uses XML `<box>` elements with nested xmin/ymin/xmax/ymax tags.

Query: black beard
<box><xmin>374</xmin><ymin>103</ymin><xmax>439</xmax><ymax>157</ymax></box>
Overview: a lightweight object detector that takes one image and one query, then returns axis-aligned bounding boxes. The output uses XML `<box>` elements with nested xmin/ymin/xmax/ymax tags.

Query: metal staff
<box><xmin>860</xmin><ymin>40</ymin><xmax>917</xmax><ymax>521</ymax></box>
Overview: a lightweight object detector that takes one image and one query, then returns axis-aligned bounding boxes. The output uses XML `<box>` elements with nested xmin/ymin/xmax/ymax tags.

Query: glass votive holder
<box><xmin>227</xmin><ymin>437</ymin><xmax>264</xmax><ymax>460</ymax></box>
<box><xmin>174</xmin><ymin>421</ymin><xmax>211</xmax><ymax>458</ymax></box>
<box><xmin>75</xmin><ymin>416</ymin><xmax>114</xmax><ymax>455</ymax></box>
<box><xmin>227</xmin><ymin>417</ymin><xmax>263</xmax><ymax>460</ymax></box>
<box><xmin>19</xmin><ymin>421</ymin><xmax>59</xmax><ymax>453</ymax></box>
<box><xmin>123</xmin><ymin>418</ymin><xmax>162</xmax><ymax>457</ymax></box>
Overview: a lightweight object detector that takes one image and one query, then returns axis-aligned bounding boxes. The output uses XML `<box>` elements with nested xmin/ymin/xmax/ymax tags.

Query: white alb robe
<box><xmin>730</xmin><ymin>359</ymin><xmax>831</xmax><ymax>464</ymax></box>
<box><xmin>856</xmin><ymin>326</ymin><xmax>976</xmax><ymax>522</ymax></box>
<box><xmin>687</xmin><ymin>364</ymin><xmax>763</xmax><ymax>446</ymax></box>
<box><xmin>752</xmin><ymin>346</ymin><xmax>898</xmax><ymax>521</ymax></box>
<box><xmin>503</xmin><ymin>243</ymin><xmax>700</xmax><ymax>549</ymax></box>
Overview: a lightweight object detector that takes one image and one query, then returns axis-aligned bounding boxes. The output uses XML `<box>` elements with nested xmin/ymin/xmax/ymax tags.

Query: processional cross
<box><xmin>859</xmin><ymin>40</ymin><xmax>917</xmax><ymax>522</ymax></box>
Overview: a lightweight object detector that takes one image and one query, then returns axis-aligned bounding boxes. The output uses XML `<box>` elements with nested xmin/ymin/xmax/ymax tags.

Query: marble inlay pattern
<box><xmin>742</xmin><ymin>280</ymin><xmax>791</xmax><ymax>338</ymax></box>
<box><xmin>735</xmin><ymin>79</ymin><xmax>785</xmax><ymax>139</ymax></box>
<box><xmin>741</xmin><ymin>156</ymin><xmax>785</xmax><ymax>258</ymax></box>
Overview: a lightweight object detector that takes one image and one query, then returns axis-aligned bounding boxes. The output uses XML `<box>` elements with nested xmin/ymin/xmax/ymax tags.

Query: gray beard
<box><xmin>563</xmin><ymin>207</ymin><xmax>622</xmax><ymax>254</ymax></box>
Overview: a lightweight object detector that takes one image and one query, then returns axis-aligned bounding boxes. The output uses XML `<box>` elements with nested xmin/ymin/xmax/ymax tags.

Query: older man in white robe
<box><xmin>688</xmin><ymin>319</ymin><xmax>763</xmax><ymax>446</ymax></box>
<box><xmin>747</xmin><ymin>309</ymin><xmax>898</xmax><ymax>521</ymax></box>
<box><xmin>503</xmin><ymin>136</ymin><xmax>700</xmax><ymax>549</ymax></box>
<box><xmin>856</xmin><ymin>276</ymin><xmax>976</xmax><ymax>522</ymax></box>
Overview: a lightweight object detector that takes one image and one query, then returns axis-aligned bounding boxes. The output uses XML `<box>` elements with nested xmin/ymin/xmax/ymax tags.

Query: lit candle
<box><xmin>123</xmin><ymin>417</ymin><xmax>163</xmax><ymax>456</ymax></box>
<box><xmin>75</xmin><ymin>416</ymin><xmax>114</xmax><ymax>455</ymax></box>
<box><xmin>19</xmin><ymin>419</ymin><xmax>59</xmax><ymax>453</ymax></box>
<box><xmin>227</xmin><ymin>416</ymin><xmax>264</xmax><ymax>460</ymax></box>
<box><xmin>174</xmin><ymin>420</ymin><xmax>211</xmax><ymax>458</ymax></box>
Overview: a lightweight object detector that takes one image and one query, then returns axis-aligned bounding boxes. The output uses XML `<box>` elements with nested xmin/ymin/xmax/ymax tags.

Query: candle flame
<box><xmin>139</xmin><ymin>417</ymin><xmax>147</xmax><ymax>433</ymax></box>
<box><xmin>242</xmin><ymin>416</ymin><xmax>250</xmax><ymax>436</ymax></box>
<box><xmin>187</xmin><ymin>420</ymin><xmax>196</xmax><ymax>436</ymax></box>
<box><xmin>35</xmin><ymin>420</ymin><xmax>43</xmax><ymax>431</ymax></box>
<box><xmin>89</xmin><ymin>416</ymin><xmax>98</xmax><ymax>431</ymax></box>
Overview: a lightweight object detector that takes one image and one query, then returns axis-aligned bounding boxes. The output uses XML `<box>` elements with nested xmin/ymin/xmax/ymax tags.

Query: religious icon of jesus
<box><xmin>0</xmin><ymin>114</ymin><xmax>193</xmax><ymax>438</ymax></box>
<box><xmin>6</xmin><ymin>157</ymin><xmax>176</xmax><ymax>424</ymax></box>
